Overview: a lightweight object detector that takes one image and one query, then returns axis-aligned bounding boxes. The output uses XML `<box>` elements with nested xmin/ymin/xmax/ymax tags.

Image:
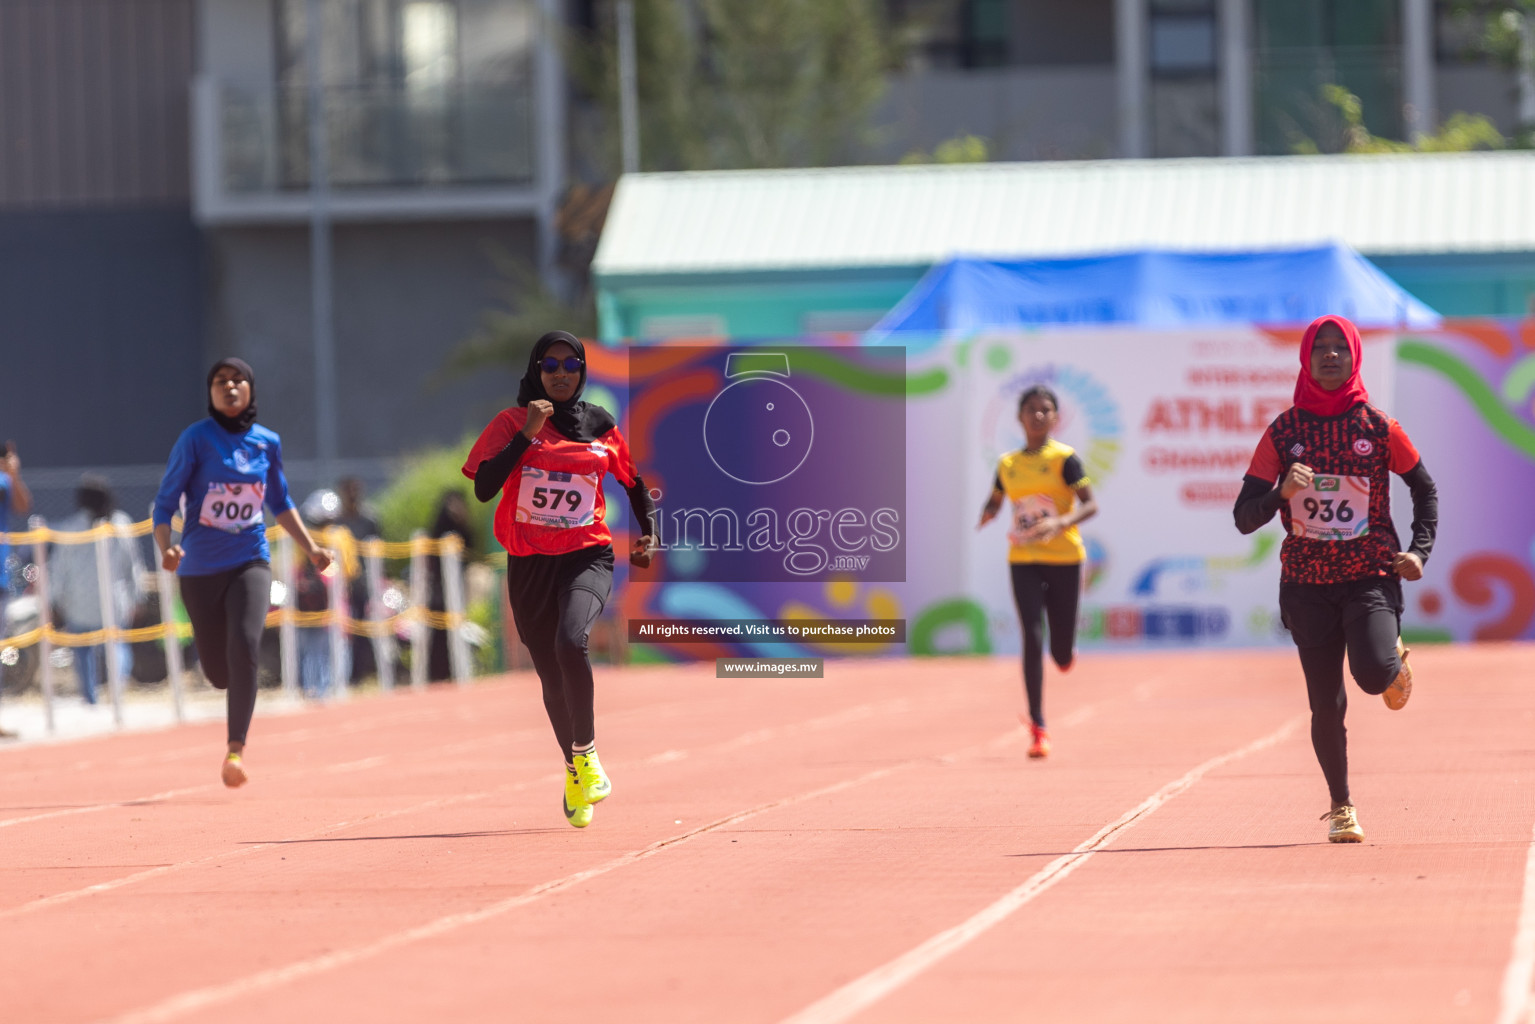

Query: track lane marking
<box><xmin>4</xmin><ymin>697</ymin><xmax>935</xmax><ymax>917</ymax></box>
<box><xmin>93</xmin><ymin>711</ymin><xmax>1049</xmax><ymax>1024</ymax></box>
<box><xmin>779</xmin><ymin>713</ymin><xmax>1306</xmax><ymax>1024</ymax></box>
<box><xmin>1496</xmin><ymin>821</ymin><xmax>1535</xmax><ymax>1024</ymax></box>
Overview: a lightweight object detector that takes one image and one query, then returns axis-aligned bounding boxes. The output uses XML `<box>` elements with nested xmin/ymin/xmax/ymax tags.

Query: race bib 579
<box><xmin>515</xmin><ymin>467</ymin><xmax>599</xmax><ymax>529</ymax></box>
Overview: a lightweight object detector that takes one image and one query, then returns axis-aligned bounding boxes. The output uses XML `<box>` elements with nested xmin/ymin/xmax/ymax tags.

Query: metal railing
<box><xmin>0</xmin><ymin>518</ymin><xmax>475</xmax><ymax>735</ymax></box>
<box><xmin>218</xmin><ymin>78</ymin><xmax>536</xmax><ymax>193</ymax></box>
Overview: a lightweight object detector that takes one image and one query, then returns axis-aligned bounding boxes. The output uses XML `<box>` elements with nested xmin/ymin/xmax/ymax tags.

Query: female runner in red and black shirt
<box><xmin>1234</xmin><ymin>315</ymin><xmax>1437</xmax><ymax>844</ymax></box>
<box><xmin>464</xmin><ymin>331</ymin><xmax>657</xmax><ymax>828</ymax></box>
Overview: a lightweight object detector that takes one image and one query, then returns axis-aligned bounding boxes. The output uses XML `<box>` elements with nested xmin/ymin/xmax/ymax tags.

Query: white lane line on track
<box><xmin>1496</xmin><ymin>821</ymin><xmax>1535</xmax><ymax>1024</ymax></box>
<box><xmin>0</xmin><ymin>778</ymin><xmax>559</xmax><ymax>922</ymax></box>
<box><xmin>779</xmin><ymin>713</ymin><xmax>1306</xmax><ymax>1024</ymax></box>
<box><xmin>0</xmin><ymin>784</ymin><xmax>217</xmax><ymax>830</ymax></box>
<box><xmin>96</xmin><ymin>756</ymin><xmax>931</xmax><ymax>1024</ymax></box>
<box><xmin>93</xmin><ymin>709</ymin><xmax>1025</xmax><ymax>1024</ymax></box>
<box><xmin>9</xmin><ymin>697</ymin><xmax>926</xmax><ymax>918</ymax></box>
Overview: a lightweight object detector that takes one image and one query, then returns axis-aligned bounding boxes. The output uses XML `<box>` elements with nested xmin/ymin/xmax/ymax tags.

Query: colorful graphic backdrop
<box><xmin>587</xmin><ymin>320</ymin><xmax>1535</xmax><ymax>658</ymax></box>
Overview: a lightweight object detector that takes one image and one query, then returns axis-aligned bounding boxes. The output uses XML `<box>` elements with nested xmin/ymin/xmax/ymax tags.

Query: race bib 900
<box><xmin>1288</xmin><ymin>475</ymin><xmax>1370</xmax><ymax>542</ymax></box>
<box><xmin>515</xmin><ymin>467</ymin><xmax>599</xmax><ymax>529</ymax></box>
<box><xmin>199</xmin><ymin>482</ymin><xmax>265</xmax><ymax>534</ymax></box>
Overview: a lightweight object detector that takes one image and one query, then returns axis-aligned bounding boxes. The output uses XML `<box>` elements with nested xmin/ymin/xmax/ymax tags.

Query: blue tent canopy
<box><xmin>864</xmin><ymin>244</ymin><xmax>1440</xmax><ymax>344</ymax></box>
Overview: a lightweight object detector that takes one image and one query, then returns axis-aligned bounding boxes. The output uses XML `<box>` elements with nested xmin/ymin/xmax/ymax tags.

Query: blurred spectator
<box><xmin>427</xmin><ymin>490</ymin><xmax>472</xmax><ymax>683</ymax></box>
<box><xmin>295</xmin><ymin>489</ymin><xmax>355</xmax><ymax>699</ymax></box>
<box><xmin>336</xmin><ymin>476</ymin><xmax>380</xmax><ymax>682</ymax></box>
<box><xmin>51</xmin><ymin>475</ymin><xmax>146</xmax><ymax>705</ymax></box>
<box><xmin>0</xmin><ymin>441</ymin><xmax>32</xmax><ymax>738</ymax></box>
<box><xmin>336</xmin><ymin>477</ymin><xmax>380</xmax><ymax>542</ymax></box>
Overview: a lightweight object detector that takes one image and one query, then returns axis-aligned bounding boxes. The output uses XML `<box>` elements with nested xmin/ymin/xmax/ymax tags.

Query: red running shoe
<box><xmin>1028</xmin><ymin>723</ymin><xmax>1051</xmax><ymax>759</ymax></box>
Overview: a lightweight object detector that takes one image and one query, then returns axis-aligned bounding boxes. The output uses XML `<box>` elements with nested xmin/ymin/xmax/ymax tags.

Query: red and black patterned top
<box><xmin>1243</xmin><ymin>403</ymin><xmax>1421</xmax><ymax>585</ymax></box>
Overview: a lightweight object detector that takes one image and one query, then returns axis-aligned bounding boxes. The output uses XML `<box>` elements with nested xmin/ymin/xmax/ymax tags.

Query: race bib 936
<box><xmin>1287</xmin><ymin>475</ymin><xmax>1370</xmax><ymax>542</ymax></box>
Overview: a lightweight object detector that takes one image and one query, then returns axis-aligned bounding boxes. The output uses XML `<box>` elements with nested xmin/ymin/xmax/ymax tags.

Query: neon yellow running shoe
<box><xmin>221</xmin><ymin>752</ymin><xmax>248</xmax><ymax>789</ymax></box>
<box><xmin>573</xmin><ymin>750</ymin><xmax>611</xmax><ymax>804</ymax></box>
<box><xmin>563</xmin><ymin>768</ymin><xmax>593</xmax><ymax>828</ymax></box>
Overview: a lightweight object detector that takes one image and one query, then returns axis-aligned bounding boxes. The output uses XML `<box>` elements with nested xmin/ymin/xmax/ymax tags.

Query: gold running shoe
<box><xmin>563</xmin><ymin>767</ymin><xmax>593</xmax><ymax>828</ymax></box>
<box><xmin>1322</xmin><ymin>804</ymin><xmax>1364</xmax><ymax>843</ymax></box>
<box><xmin>1383</xmin><ymin>639</ymin><xmax>1413</xmax><ymax>710</ymax></box>
<box><xmin>221</xmin><ymin>752</ymin><xmax>248</xmax><ymax>789</ymax></box>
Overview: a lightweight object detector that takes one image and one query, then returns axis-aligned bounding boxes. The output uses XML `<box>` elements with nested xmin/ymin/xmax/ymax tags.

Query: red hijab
<box><xmin>1293</xmin><ymin>314</ymin><xmax>1369</xmax><ymax>417</ymax></box>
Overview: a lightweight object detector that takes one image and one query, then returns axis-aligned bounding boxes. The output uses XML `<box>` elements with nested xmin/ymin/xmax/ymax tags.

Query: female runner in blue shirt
<box><xmin>153</xmin><ymin>358</ymin><xmax>333</xmax><ymax>787</ymax></box>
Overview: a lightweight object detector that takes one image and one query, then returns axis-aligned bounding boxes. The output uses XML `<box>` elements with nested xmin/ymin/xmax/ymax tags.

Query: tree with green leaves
<box><xmin>1291</xmin><ymin>84</ymin><xmax>1506</xmax><ymax>153</ymax></box>
<box><xmin>568</xmin><ymin>0</ymin><xmax>900</xmax><ymax>172</ymax></box>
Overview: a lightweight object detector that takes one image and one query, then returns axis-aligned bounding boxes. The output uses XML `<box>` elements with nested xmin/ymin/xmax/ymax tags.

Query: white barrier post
<box><xmin>442</xmin><ymin>534</ymin><xmax>470</xmax><ymax>686</ymax></box>
<box><xmin>409</xmin><ymin>531</ymin><xmax>428</xmax><ymax>691</ymax></box>
<box><xmin>156</xmin><ymin>561</ymin><xmax>186</xmax><ymax>723</ymax></box>
<box><xmin>31</xmin><ymin>520</ymin><xmax>56</xmax><ymax>735</ymax></box>
<box><xmin>93</xmin><ymin>525</ymin><xmax>126</xmax><ymax>728</ymax></box>
<box><xmin>277</xmin><ymin>531</ymin><xmax>298</xmax><ymax>699</ymax></box>
<box><xmin>325</xmin><ymin>533</ymin><xmax>348</xmax><ymax>701</ymax></box>
<box><xmin>364</xmin><ymin>540</ymin><xmax>395</xmax><ymax>691</ymax></box>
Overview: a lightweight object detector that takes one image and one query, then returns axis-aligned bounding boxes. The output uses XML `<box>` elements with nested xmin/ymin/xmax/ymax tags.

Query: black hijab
<box><xmin>207</xmin><ymin>357</ymin><xmax>259</xmax><ymax>433</ymax></box>
<box><xmin>516</xmin><ymin>331</ymin><xmax>615</xmax><ymax>443</ymax></box>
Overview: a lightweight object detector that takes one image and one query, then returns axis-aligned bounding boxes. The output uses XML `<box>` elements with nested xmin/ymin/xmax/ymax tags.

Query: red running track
<box><xmin>4</xmin><ymin>645</ymin><xmax>1535</xmax><ymax>1023</ymax></box>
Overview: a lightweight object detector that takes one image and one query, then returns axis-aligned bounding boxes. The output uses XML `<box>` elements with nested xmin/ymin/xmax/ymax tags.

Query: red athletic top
<box><xmin>462</xmin><ymin>407</ymin><xmax>640</xmax><ymax>558</ymax></box>
<box><xmin>1245</xmin><ymin>403</ymin><xmax>1420</xmax><ymax>584</ymax></box>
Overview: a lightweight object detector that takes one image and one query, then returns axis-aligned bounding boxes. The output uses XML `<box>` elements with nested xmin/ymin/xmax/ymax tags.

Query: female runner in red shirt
<box><xmin>464</xmin><ymin>331</ymin><xmax>657</xmax><ymax>828</ymax></box>
<box><xmin>1234</xmin><ymin>315</ymin><xmax>1437</xmax><ymax>843</ymax></box>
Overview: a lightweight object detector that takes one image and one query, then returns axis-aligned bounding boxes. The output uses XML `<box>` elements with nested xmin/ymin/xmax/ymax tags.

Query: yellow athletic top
<box><xmin>995</xmin><ymin>439</ymin><xmax>1089</xmax><ymax>565</ymax></box>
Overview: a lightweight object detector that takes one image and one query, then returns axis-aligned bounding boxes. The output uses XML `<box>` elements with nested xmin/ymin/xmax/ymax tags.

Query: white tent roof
<box><xmin>593</xmin><ymin>151</ymin><xmax>1535</xmax><ymax>277</ymax></box>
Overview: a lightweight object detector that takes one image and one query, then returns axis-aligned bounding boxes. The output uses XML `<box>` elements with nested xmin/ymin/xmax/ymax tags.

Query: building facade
<box><xmin>880</xmin><ymin>0</ymin><xmax>1523</xmax><ymax>162</ymax></box>
<box><xmin>1</xmin><ymin>0</ymin><xmax>567</xmax><ymax>517</ymax></box>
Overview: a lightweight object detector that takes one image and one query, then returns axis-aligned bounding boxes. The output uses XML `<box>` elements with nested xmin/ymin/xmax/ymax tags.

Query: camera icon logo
<box><xmin>702</xmin><ymin>352</ymin><xmax>815</xmax><ymax>485</ymax></box>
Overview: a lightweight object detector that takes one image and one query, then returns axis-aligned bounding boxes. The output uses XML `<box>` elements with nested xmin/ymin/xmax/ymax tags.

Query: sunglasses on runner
<box><xmin>540</xmin><ymin>356</ymin><xmax>584</xmax><ymax>373</ymax></box>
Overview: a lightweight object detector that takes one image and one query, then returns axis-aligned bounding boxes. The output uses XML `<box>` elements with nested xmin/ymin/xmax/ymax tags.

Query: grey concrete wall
<box><xmin>875</xmin><ymin>64</ymin><xmax>1120</xmax><ymax>162</ymax></box>
<box><xmin>0</xmin><ymin>207</ymin><xmax>205</xmax><ymax>466</ymax></box>
<box><xmin>0</xmin><ymin>0</ymin><xmax>194</xmax><ymax>208</ymax></box>
<box><xmin>205</xmin><ymin>218</ymin><xmax>542</xmax><ymax>462</ymax></box>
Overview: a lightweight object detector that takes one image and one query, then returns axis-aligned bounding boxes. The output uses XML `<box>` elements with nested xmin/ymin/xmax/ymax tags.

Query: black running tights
<box><xmin>1283</xmin><ymin>580</ymin><xmax>1404</xmax><ymax>808</ymax></box>
<box><xmin>522</xmin><ymin>587</ymin><xmax>607</xmax><ymax>761</ymax></box>
<box><xmin>180</xmin><ymin>562</ymin><xmax>271</xmax><ymax>746</ymax></box>
<box><xmin>1009</xmin><ymin>562</ymin><xmax>1082</xmax><ymax>729</ymax></box>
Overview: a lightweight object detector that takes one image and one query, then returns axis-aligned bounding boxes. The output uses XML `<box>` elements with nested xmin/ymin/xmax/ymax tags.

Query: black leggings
<box><xmin>1010</xmin><ymin>562</ymin><xmax>1082</xmax><ymax>728</ymax></box>
<box><xmin>1280</xmin><ymin>578</ymin><xmax>1405</xmax><ymax>807</ymax></box>
<box><xmin>507</xmin><ymin>547</ymin><xmax>614</xmax><ymax>762</ymax></box>
<box><xmin>180</xmin><ymin>561</ymin><xmax>271</xmax><ymax>746</ymax></box>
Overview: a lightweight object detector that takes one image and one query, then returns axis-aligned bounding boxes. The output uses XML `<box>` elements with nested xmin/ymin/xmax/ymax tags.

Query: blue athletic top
<box><xmin>0</xmin><ymin>471</ymin><xmax>12</xmax><ymax>590</ymax></box>
<box><xmin>152</xmin><ymin>419</ymin><xmax>296</xmax><ymax>576</ymax></box>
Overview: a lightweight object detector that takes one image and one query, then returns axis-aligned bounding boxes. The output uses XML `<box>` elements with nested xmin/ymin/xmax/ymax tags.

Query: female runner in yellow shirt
<box><xmin>978</xmin><ymin>385</ymin><xmax>1099</xmax><ymax>758</ymax></box>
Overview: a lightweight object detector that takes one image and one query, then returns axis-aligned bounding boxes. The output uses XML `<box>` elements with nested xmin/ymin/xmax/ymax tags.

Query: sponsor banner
<box><xmin>586</xmin><ymin>321</ymin><xmax>1535</xmax><ymax>656</ymax></box>
<box><xmin>944</xmin><ymin>326</ymin><xmax>1394</xmax><ymax>651</ymax></box>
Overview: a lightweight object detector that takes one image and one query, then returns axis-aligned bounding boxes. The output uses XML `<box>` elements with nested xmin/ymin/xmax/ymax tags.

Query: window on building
<box><xmin>892</xmin><ymin>0</ymin><xmax>1009</xmax><ymax>69</ymax></box>
<box><xmin>1150</xmin><ymin>0</ymin><xmax>1220</xmax><ymax>157</ymax></box>
<box><xmin>267</xmin><ymin>0</ymin><xmax>533</xmax><ymax>189</ymax></box>
<box><xmin>1253</xmin><ymin>0</ymin><xmax>1403</xmax><ymax>153</ymax></box>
